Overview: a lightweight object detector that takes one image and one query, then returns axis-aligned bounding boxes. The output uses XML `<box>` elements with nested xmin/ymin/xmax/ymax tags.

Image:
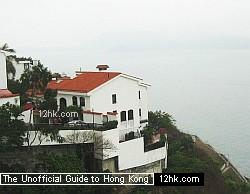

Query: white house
<box><xmin>42</xmin><ymin>65</ymin><xmax>168</xmax><ymax>173</ymax></box>
<box><xmin>9</xmin><ymin>58</ymin><xmax>39</xmax><ymax>80</ymax></box>
<box><xmin>0</xmin><ymin>51</ymin><xmax>20</xmax><ymax>106</ymax></box>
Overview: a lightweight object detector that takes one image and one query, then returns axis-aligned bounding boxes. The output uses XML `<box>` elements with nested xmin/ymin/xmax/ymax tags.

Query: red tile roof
<box><xmin>47</xmin><ymin>72</ymin><xmax>121</xmax><ymax>93</ymax></box>
<box><xmin>0</xmin><ymin>89</ymin><xmax>19</xmax><ymax>98</ymax></box>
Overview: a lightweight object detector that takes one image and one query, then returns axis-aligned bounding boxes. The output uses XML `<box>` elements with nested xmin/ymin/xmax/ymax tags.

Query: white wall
<box><xmin>139</xmin><ymin>85</ymin><xmax>149</xmax><ymax>121</ymax></box>
<box><xmin>118</xmin><ymin>137</ymin><xmax>167</xmax><ymax>171</ymax></box>
<box><xmin>23</xmin><ymin>129</ymin><xmax>94</xmax><ymax>146</ymax></box>
<box><xmin>83</xmin><ymin>112</ymin><xmax>103</xmax><ymax>124</ymax></box>
<box><xmin>13</xmin><ymin>61</ymin><xmax>25</xmax><ymax>80</ymax></box>
<box><xmin>90</xmin><ymin>75</ymin><xmax>149</xmax><ymax>134</ymax></box>
<box><xmin>0</xmin><ymin>96</ymin><xmax>20</xmax><ymax>106</ymax></box>
<box><xmin>95</xmin><ymin>128</ymin><xmax>120</xmax><ymax>160</ymax></box>
<box><xmin>57</xmin><ymin>91</ymin><xmax>90</xmax><ymax>110</ymax></box>
<box><xmin>0</xmin><ymin>51</ymin><xmax>7</xmax><ymax>89</ymax></box>
<box><xmin>20</xmin><ymin>109</ymin><xmax>34</xmax><ymax>124</ymax></box>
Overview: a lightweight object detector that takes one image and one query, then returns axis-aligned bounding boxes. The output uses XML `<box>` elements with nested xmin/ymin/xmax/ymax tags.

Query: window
<box><xmin>139</xmin><ymin>108</ymin><xmax>142</xmax><ymax>117</ymax></box>
<box><xmin>80</xmin><ymin>97</ymin><xmax>85</xmax><ymax>107</ymax></box>
<box><xmin>60</xmin><ymin>98</ymin><xmax>67</xmax><ymax>110</ymax></box>
<box><xmin>24</xmin><ymin>63</ymin><xmax>29</xmax><ymax>70</ymax></box>
<box><xmin>128</xmin><ymin>110</ymin><xmax>134</xmax><ymax>120</ymax></box>
<box><xmin>139</xmin><ymin>90</ymin><xmax>141</xmax><ymax>99</ymax></box>
<box><xmin>120</xmin><ymin>111</ymin><xmax>126</xmax><ymax>122</ymax></box>
<box><xmin>72</xmin><ymin>96</ymin><xmax>78</xmax><ymax>106</ymax></box>
<box><xmin>103</xmin><ymin>115</ymin><xmax>108</xmax><ymax>123</ymax></box>
<box><xmin>112</xmin><ymin>94</ymin><xmax>117</xmax><ymax>104</ymax></box>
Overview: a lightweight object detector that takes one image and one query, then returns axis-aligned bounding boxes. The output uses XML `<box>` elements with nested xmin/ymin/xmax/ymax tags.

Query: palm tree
<box><xmin>0</xmin><ymin>43</ymin><xmax>16</xmax><ymax>77</ymax></box>
<box><xmin>20</xmin><ymin>62</ymin><xmax>52</xmax><ymax>96</ymax></box>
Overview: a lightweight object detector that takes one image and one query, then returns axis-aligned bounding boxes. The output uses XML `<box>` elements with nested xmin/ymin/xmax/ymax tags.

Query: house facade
<box><xmin>9</xmin><ymin>58</ymin><xmax>39</xmax><ymax>80</ymax></box>
<box><xmin>0</xmin><ymin>51</ymin><xmax>20</xmax><ymax>106</ymax></box>
<box><xmin>43</xmin><ymin>65</ymin><xmax>168</xmax><ymax>173</ymax></box>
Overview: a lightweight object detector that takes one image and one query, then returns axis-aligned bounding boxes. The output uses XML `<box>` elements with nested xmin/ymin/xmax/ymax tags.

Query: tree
<box><xmin>38</xmin><ymin>89</ymin><xmax>58</xmax><ymax>111</ymax></box>
<box><xmin>0</xmin><ymin>43</ymin><xmax>16</xmax><ymax>77</ymax></box>
<box><xmin>7</xmin><ymin>79</ymin><xmax>31</xmax><ymax>106</ymax></box>
<box><xmin>20</xmin><ymin>62</ymin><xmax>52</xmax><ymax>97</ymax></box>
<box><xmin>64</xmin><ymin>131</ymin><xmax>116</xmax><ymax>159</ymax></box>
<box><xmin>148</xmin><ymin>111</ymin><xmax>177</xmax><ymax>130</ymax></box>
<box><xmin>0</xmin><ymin>103</ymin><xmax>26</xmax><ymax>150</ymax></box>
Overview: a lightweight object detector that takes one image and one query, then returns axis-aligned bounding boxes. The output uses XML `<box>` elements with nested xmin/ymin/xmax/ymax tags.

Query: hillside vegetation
<box><xmin>128</xmin><ymin>111</ymin><xmax>250</xmax><ymax>194</ymax></box>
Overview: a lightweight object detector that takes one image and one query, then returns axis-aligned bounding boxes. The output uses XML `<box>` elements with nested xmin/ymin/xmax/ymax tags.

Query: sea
<box><xmin>121</xmin><ymin>49</ymin><xmax>250</xmax><ymax>177</ymax></box>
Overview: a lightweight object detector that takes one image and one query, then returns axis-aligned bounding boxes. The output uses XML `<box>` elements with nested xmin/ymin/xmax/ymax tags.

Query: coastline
<box><xmin>191</xmin><ymin>135</ymin><xmax>249</xmax><ymax>183</ymax></box>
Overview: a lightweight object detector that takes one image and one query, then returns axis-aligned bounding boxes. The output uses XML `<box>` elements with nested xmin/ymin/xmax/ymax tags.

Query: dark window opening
<box><xmin>60</xmin><ymin>98</ymin><xmax>67</xmax><ymax>110</ymax></box>
<box><xmin>103</xmin><ymin>115</ymin><xmax>108</xmax><ymax>123</ymax></box>
<box><xmin>72</xmin><ymin>96</ymin><xmax>78</xmax><ymax>106</ymax></box>
<box><xmin>112</xmin><ymin>94</ymin><xmax>117</xmax><ymax>104</ymax></box>
<box><xmin>120</xmin><ymin>111</ymin><xmax>126</xmax><ymax>122</ymax></box>
<box><xmin>24</xmin><ymin>63</ymin><xmax>29</xmax><ymax>70</ymax></box>
<box><xmin>139</xmin><ymin>90</ymin><xmax>141</xmax><ymax>99</ymax></box>
<box><xmin>128</xmin><ymin>109</ymin><xmax>134</xmax><ymax>120</ymax></box>
<box><xmin>80</xmin><ymin>97</ymin><xmax>85</xmax><ymax>107</ymax></box>
<box><xmin>139</xmin><ymin>108</ymin><xmax>142</xmax><ymax>117</ymax></box>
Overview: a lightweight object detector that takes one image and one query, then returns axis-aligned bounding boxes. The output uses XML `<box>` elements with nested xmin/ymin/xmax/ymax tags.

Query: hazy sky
<box><xmin>1</xmin><ymin>0</ymin><xmax>250</xmax><ymax>75</ymax></box>
<box><xmin>2</xmin><ymin>1</ymin><xmax>250</xmax><ymax>175</ymax></box>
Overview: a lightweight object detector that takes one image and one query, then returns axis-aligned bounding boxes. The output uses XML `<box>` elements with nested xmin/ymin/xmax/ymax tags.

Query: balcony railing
<box><xmin>144</xmin><ymin>141</ymin><xmax>165</xmax><ymax>152</ymax></box>
<box><xmin>140</xmin><ymin>119</ymin><xmax>148</xmax><ymax>124</ymax></box>
<box><xmin>27</xmin><ymin>120</ymin><xmax>118</xmax><ymax>131</ymax></box>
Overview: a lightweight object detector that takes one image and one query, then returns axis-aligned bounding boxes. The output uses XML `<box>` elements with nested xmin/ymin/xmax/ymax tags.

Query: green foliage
<box><xmin>0</xmin><ymin>43</ymin><xmax>16</xmax><ymax>76</ymax></box>
<box><xmin>0</xmin><ymin>103</ymin><xmax>27</xmax><ymax>150</ymax></box>
<box><xmin>20</xmin><ymin>62</ymin><xmax>52</xmax><ymax>96</ymax></box>
<box><xmin>36</xmin><ymin>152</ymin><xmax>84</xmax><ymax>173</ymax></box>
<box><xmin>8</xmin><ymin>79</ymin><xmax>31</xmax><ymax>105</ymax></box>
<box><xmin>165</xmin><ymin>135</ymin><xmax>210</xmax><ymax>173</ymax></box>
<box><xmin>0</xmin><ymin>162</ymin><xmax>25</xmax><ymax>173</ymax></box>
<box><xmin>43</xmin><ymin>89</ymin><xmax>57</xmax><ymax>100</ymax></box>
<box><xmin>166</xmin><ymin>151</ymin><xmax>209</xmax><ymax>173</ymax></box>
<box><xmin>0</xmin><ymin>151</ymin><xmax>109</xmax><ymax>194</ymax></box>
<box><xmin>142</xmin><ymin>127</ymin><xmax>154</xmax><ymax>144</ymax></box>
<box><xmin>148</xmin><ymin>110</ymin><xmax>177</xmax><ymax>130</ymax></box>
<box><xmin>8</xmin><ymin>79</ymin><xmax>28</xmax><ymax>95</ymax></box>
<box><xmin>148</xmin><ymin>111</ymin><xmax>181</xmax><ymax>143</ymax></box>
<box><xmin>159</xmin><ymin>134</ymin><xmax>167</xmax><ymax>143</ymax></box>
<box><xmin>38</xmin><ymin>89</ymin><xmax>58</xmax><ymax>111</ymax></box>
<box><xmin>103</xmin><ymin>120</ymin><xmax>118</xmax><ymax>130</ymax></box>
<box><xmin>225</xmin><ymin>179</ymin><xmax>250</xmax><ymax>194</ymax></box>
<box><xmin>65</xmin><ymin>105</ymin><xmax>82</xmax><ymax>113</ymax></box>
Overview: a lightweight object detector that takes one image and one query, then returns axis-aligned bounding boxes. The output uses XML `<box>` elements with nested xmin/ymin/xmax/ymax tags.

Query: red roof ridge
<box><xmin>47</xmin><ymin>71</ymin><xmax>121</xmax><ymax>93</ymax></box>
<box><xmin>0</xmin><ymin>89</ymin><xmax>19</xmax><ymax>98</ymax></box>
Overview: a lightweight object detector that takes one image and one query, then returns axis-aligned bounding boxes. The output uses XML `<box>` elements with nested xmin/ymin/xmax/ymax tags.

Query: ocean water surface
<box><xmin>124</xmin><ymin>49</ymin><xmax>250</xmax><ymax>177</ymax></box>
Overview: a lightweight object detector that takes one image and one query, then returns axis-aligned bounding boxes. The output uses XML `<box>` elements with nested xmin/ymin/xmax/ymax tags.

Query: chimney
<box><xmin>96</xmin><ymin>64</ymin><xmax>109</xmax><ymax>71</ymax></box>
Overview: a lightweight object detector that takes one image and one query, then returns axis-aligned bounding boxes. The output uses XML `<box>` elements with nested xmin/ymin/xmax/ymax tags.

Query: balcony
<box><xmin>27</xmin><ymin>120</ymin><xmax>118</xmax><ymax>131</ymax></box>
<box><xmin>140</xmin><ymin>119</ymin><xmax>148</xmax><ymax>124</ymax></box>
<box><xmin>144</xmin><ymin>141</ymin><xmax>165</xmax><ymax>152</ymax></box>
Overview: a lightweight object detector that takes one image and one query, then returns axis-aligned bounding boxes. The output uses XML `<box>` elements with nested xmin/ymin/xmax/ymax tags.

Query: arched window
<box><xmin>60</xmin><ymin>98</ymin><xmax>67</xmax><ymax>110</ymax></box>
<box><xmin>80</xmin><ymin>97</ymin><xmax>85</xmax><ymax>107</ymax></box>
<box><xmin>128</xmin><ymin>109</ymin><xmax>134</xmax><ymax>120</ymax></box>
<box><xmin>120</xmin><ymin>111</ymin><xmax>126</xmax><ymax>122</ymax></box>
<box><xmin>72</xmin><ymin>96</ymin><xmax>78</xmax><ymax>106</ymax></box>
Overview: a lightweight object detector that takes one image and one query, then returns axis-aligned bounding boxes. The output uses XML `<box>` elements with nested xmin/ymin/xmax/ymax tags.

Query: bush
<box><xmin>144</xmin><ymin>141</ymin><xmax>165</xmax><ymax>152</ymax></box>
<box><xmin>103</xmin><ymin>120</ymin><xmax>118</xmax><ymax>130</ymax></box>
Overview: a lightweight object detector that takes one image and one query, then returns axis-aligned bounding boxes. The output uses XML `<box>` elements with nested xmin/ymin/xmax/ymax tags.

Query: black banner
<box><xmin>154</xmin><ymin>173</ymin><xmax>204</xmax><ymax>186</ymax></box>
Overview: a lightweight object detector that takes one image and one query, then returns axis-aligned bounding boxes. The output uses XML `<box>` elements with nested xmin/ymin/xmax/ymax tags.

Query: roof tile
<box><xmin>47</xmin><ymin>72</ymin><xmax>121</xmax><ymax>93</ymax></box>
